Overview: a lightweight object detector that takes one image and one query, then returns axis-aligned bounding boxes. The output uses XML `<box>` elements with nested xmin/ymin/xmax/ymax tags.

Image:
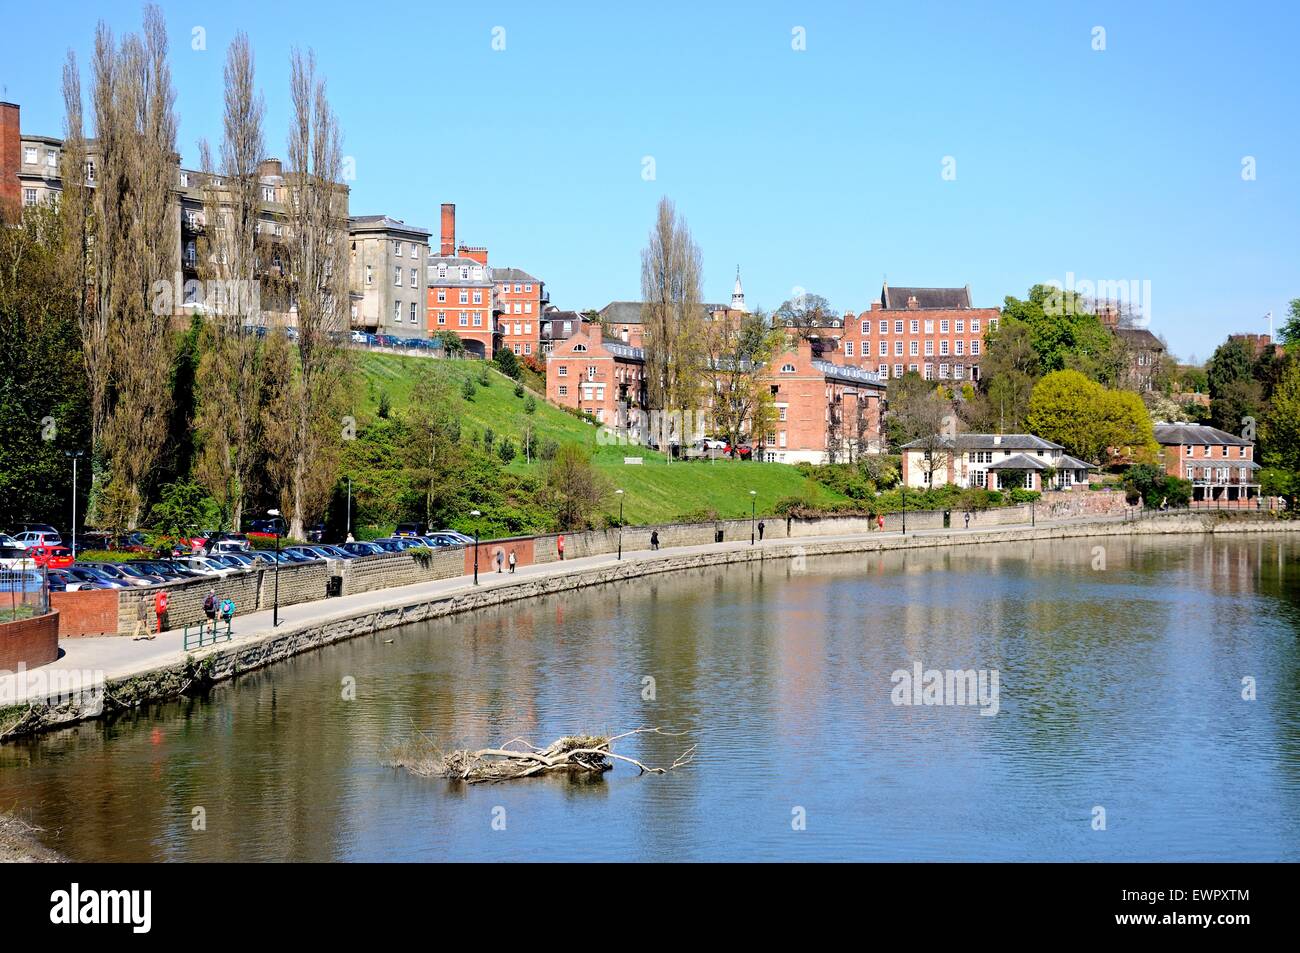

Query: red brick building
<box><xmin>1153</xmin><ymin>423</ymin><xmax>1259</xmax><ymax>504</ymax></box>
<box><xmin>762</xmin><ymin>338</ymin><xmax>887</xmax><ymax>463</ymax></box>
<box><xmin>545</xmin><ymin>322</ymin><xmax>647</xmax><ymax>435</ymax></box>
<box><xmin>493</xmin><ymin>267</ymin><xmax>546</xmax><ymax>359</ymax></box>
<box><xmin>842</xmin><ymin>283</ymin><xmax>999</xmax><ymax>383</ymax></box>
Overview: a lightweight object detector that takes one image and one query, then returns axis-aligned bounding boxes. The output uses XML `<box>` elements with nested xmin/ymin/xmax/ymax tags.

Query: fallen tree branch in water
<box><xmin>388</xmin><ymin>726</ymin><xmax>696</xmax><ymax>784</ymax></box>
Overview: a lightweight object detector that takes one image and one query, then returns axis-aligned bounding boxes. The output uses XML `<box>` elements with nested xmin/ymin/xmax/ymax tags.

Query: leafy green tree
<box><xmin>524</xmin><ymin>394</ymin><xmax>537</xmax><ymax>414</ymax></box>
<box><xmin>461</xmin><ymin>376</ymin><xmax>475</xmax><ymax>401</ymax></box>
<box><xmin>1277</xmin><ymin>298</ymin><xmax>1300</xmax><ymax>348</ymax></box>
<box><xmin>477</xmin><ymin>362</ymin><xmax>491</xmax><ymax>386</ymax></box>
<box><xmin>495</xmin><ymin>346</ymin><xmax>521</xmax><ymax>380</ymax></box>
<box><xmin>1260</xmin><ymin>357</ymin><xmax>1300</xmax><ymax>472</ymax></box>
<box><xmin>149</xmin><ymin>480</ymin><xmax>221</xmax><ymax>535</ymax></box>
<box><xmin>498</xmin><ymin>438</ymin><xmax>516</xmax><ymax>463</ymax></box>
<box><xmin>1123</xmin><ymin>463</ymin><xmax>1191</xmax><ymax>508</ymax></box>
<box><xmin>1000</xmin><ymin>285</ymin><xmax>1115</xmax><ymax>377</ymax></box>
<box><xmin>544</xmin><ymin>443</ymin><xmax>611</xmax><ymax>530</ymax></box>
<box><xmin>1027</xmin><ymin>370</ymin><xmax>1156</xmax><ymax>463</ymax></box>
<box><xmin>434</xmin><ymin>330</ymin><xmax>465</xmax><ymax>355</ymax></box>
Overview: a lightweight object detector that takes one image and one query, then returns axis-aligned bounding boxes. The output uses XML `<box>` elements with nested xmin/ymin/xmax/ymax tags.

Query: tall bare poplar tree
<box><xmin>68</xmin><ymin>5</ymin><xmax>178</xmax><ymax>527</ymax></box>
<box><xmin>640</xmin><ymin>197</ymin><xmax>704</xmax><ymax>456</ymax></box>
<box><xmin>194</xmin><ymin>32</ymin><xmax>267</xmax><ymax>530</ymax></box>
<box><xmin>267</xmin><ymin>49</ymin><xmax>349</xmax><ymax>539</ymax></box>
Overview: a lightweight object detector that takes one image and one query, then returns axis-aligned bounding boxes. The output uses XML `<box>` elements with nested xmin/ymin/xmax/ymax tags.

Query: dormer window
<box><xmin>572</xmin><ymin>343</ymin><xmax>587</xmax><ymax>352</ymax></box>
<box><xmin>781</xmin><ymin>363</ymin><xmax>796</xmax><ymax>373</ymax></box>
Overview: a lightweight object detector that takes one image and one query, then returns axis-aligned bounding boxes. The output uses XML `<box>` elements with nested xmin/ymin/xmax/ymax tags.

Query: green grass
<box><xmin>353</xmin><ymin>352</ymin><xmax>850</xmax><ymax>524</ymax></box>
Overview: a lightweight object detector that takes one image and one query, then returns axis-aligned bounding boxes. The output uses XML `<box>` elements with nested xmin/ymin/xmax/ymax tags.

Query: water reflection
<box><xmin>2</xmin><ymin>535</ymin><xmax>1298</xmax><ymax>861</ymax></box>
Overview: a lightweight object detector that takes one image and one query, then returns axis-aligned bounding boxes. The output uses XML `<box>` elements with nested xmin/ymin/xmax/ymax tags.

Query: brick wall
<box><xmin>0</xmin><ymin>102</ymin><xmax>20</xmax><ymax>221</ymax></box>
<box><xmin>0</xmin><ymin>611</ymin><xmax>59</xmax><ymax>670</ymax></box>
<box><xmin>1038</xmin><ymin>489</ymin><xmax>1130</xmax><ymax>520</ymax></box>
<box><xmin>50</xmin><ymin>589</ymin><xmax>120</xmax><ymax>637</ymax></box>
<box><xmin>340</xmin><ymin>547</ymin><xmax>465</xmax><ymax>595</ymax></box>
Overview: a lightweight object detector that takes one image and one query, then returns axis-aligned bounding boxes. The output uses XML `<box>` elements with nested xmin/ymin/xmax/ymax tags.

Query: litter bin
<box><xmin>714</xmin><ymin>529</ymin><xmax>724</xmax><ymax>543</ymax></box>
<box><xmin>326</xmin><ymin>575</ymin><xmax>343</xmax><ymax>597</ymax></box>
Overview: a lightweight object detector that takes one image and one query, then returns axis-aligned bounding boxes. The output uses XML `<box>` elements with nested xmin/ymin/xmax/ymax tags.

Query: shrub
<box><xmin>540</xmin><ymin>439</ymin><xmax>559</xmax><ymax>461</ymax></box>
<box><xmin>477</xmin><ymin>363</ymin><xmax>491</xmax><ymax>386</ymax></box>
<box><xmin>461</xmin><ymin>376</ymin><xmax>475</xmax><ymax>401</ymax></box>
<box><xmin>483</xmin><ymin>428</ymin><xmax>495</xmax><ymax>453</ymax></box>
<box><xmin>377</xmin><ymin>391</ymin><xmax>392</xmax><ymax>419</ymax></box>
<box><xmin>524</xmin><ymin>394</ymin><xmax>536</xmax><ymax>414</ymax></box>
<box><xmin>498</xmin><ymin>438</ymin><xmax>516</xmax><ymax>463</ymax></box>
<box><xmin>495</xmin><ymin>347</ymin><xmax>521</xmax><ymax>380</ymax></box>
<box><xmin>513</xmin><ymin>382</ymin><xmax>525</xmax><ymax>398</ymax></box>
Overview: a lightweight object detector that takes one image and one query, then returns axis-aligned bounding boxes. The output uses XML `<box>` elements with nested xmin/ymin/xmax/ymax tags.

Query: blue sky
<box><xmin>3</xmin><ymin>0</ymin><xmax>1297</xmax><ymax>361</ymax></box>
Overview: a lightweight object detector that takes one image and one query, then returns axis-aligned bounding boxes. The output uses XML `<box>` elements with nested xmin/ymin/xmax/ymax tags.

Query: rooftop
<box><xmin>899</xmin><ymin>433</ymin><xmax>1065</xmax><ymax>452</ymax></box>
<box><xmin>1153</xmin><ymin>423</ymin><xmax>1252</xmax><ymax>447</ymax></box>
<box><xmin>880</xmin><ymin>284</ymin><xmax>973</xmax><ymax>310</ymax></box>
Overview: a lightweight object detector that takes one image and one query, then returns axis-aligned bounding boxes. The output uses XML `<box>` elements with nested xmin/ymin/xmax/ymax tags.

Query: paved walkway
<box><xmin>0</xmin><ymin>510</ymin><xmax>1149</xmax><ymax>706</ymax></box>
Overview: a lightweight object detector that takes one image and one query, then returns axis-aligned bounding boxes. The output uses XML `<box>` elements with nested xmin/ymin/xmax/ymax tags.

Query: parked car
<box><xmin>425</xmin><ymin>533</ymin><xmax>467</xmax><ymax>548</ymax></box>
<box><xmin>342</xmin><ymin>541</ymin><xmax>384</xmax><ymax>557</ymax></box>
<box><xmin>12</xmin><ymin>530</ymin><xmax>63</xmax><ymax>549</ymax></box>
<box><xmin>63</xmin><ymin>566</ymin><xmax>128</xmax><ymax>590</ymax></box>
<box><xmin>210</xmin><ymin>537</ymin><xmax>252</xmax><ymax>554</ymax></box>
<box><xmin>723</xmin><ymin>443</ymin><xmax>753</xmax><ymax>459</ymax></box>
<box><xmin>306</xmin><ymin>524</ymin><xmax>325</xmax><ymax>543</ymax></box>
<box><xmin>369</xmin><ymin>539</ymin><xmax>404</xmax><ymax>554</ymax></box>
<box><xmin>12</xmin><ymin>522</ymin><xmax>62</xmax><ymax>541</ymax></box>
<box><xmin>80</xmin><ymin>562</ymin><xmax>163</xmax><ymax>587</ymax></box>
<box><xmin>280</xmin><ymin>548</ymin><xmax>321</xmax><ymax>564</ymax></box>
<box><xmin>0</xmin><ymin>533</ymin><xmax>19</xmax><ymax>549</ymax></box>
<box><xmin>0</xmin><ymin>569</ymin><xmax>42</xmax><ymax>593</ymax></box>
<box><xmin>394</xmin><ymin>522</ymin><xmax>427</xmax><ymax>538</ymax></box>
<box><xmin>28</xmin><ymin>545</ymin><xmax>74</xmax><ymax>569</ymax></box>
<box><xmin>317</xmin><ymin>545</ymin><xmax>358</xmax><ymax>560</ymax></box>
<box><xmin>46</xmin><ymin>568</ymin><xmax>105</xmax><ymax>592</ymax></box>
<box><xmin>245</xmin><ymin>517</ymin><xmax>287</xmax><ymax>538</ymax></box>
<box><xmin>176</xmin><ymin>556</ymin><xmax>240</xmax><ymax>578</ymax></box>
<box><xmin>434</xmin><ymin>529</ymin><xmax>475</xmax><ymax>544</ymax></box>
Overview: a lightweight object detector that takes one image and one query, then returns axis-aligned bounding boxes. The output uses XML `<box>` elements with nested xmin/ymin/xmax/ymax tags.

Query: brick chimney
<box><xmin>907</xmin><ymin>295</ymin><xmax>919</xmax><ymax>309</ymax></box>
<box><xmin>0</xmin><ymin>102</ymin><xmax>21</xmax><ymax>221</ymax></box>
<box><xmin>440</xmin><ymin>203</ymin><xmax>455</xmax><ymax>257</ymax></box>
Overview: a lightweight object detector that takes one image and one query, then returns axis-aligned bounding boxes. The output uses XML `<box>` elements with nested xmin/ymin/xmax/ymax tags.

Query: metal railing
<box><xmin>0</xmin><ymin>569</ymin><xmax>50</xmax><ymax>623</ymax></box>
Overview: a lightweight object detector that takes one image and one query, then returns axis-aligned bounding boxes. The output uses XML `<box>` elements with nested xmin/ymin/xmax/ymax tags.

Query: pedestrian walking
<box><xmin>964</xmin><ymin>512</ymin><xmax>970</xmax><ymax>530</ymax></box>
<box><xmin>877</xmin><ymin>513</ymin><xmax>885</xmax><ymax>531</ymax></box>
<box><xmin>495</xmin><ymin>549</ymin><xmax>504</xmax><ymax>573</ymax></box>
<box><xmin>650</xmin><ymin>530</ymin><xmax>659</xmax><ymax>551</ymax></box>
<box><xmin>131</xmin><ymin>597</ymin><xmax>151</xmax><ymax>640</ymax></box>
<box><xmin>346</xmin><ymin>531</ymin><xmax>355</xmax><ymax>543</ymax></box>
<box><xmin>219</xmin><ymin>597</ymin><xmax>235</xmax><ymax>633</ymax></box>
<box><xmin>508</xmin><ymin>549</ymin><xmax>517</xmax><ymax>573</ymax></box>
<box><xmin>203</xmin><ymin>588</ymin><xmax>218</xmax><ymax>635</ymax></box>
<box><xmin>757</xmin><ymin>520</ymin><xmax>765</xmax><ymax>542</ymax></box>
<box><xmin>557</xmin><ymin>534</ymin><xmax>565</xmax><ymax>560</ymax></box>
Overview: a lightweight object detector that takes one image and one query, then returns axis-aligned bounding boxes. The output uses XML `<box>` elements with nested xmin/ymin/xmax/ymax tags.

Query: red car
<box><xmin>723</xmin><ymin>444</ymin><xmax>754</xmax><ymax>459</ymax></box>
<box><xmin>29</xmin><ymin>545</ymin><xmax>74</xmax><ymax>569</ymax></box>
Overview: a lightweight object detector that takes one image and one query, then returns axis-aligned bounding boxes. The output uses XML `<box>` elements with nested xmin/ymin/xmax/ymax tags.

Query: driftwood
<box><xmin>389</xmin><ymin>727</ymin><xmax>696</xmax><ymax>784</ymax></box>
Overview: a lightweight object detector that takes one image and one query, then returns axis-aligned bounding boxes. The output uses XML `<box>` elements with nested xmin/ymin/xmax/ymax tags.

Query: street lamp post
<box><xmin>268</xmin><ymin>508</ymin><xmax>282</xmax><ymax>627</ymax></box>
<box><xmin>471</xmin><ymin>509</ymin><xmax>481</xmax><ymax>585</ymax></box>
<box><xmin>345</xmin><ymin>476</ymin><xmax>352</xmax><ymax>539</ymax></box>
<box><xmin>900</xmin><ymin>481</ymin><xmax>907</xmax><ymax>534</ymax></box>
<box><xmin>616</xmin><ymin>490</ymin><xmax>625</xmax><ymax>560</ymax></box>
<box><xmin>750</xmin><ymin>490</ymin><xmax>757</xmax><ymax>545</ymax></box>
<box><xmin>65</xmin><ymin>450</ymin><xmax>83</xmax><ymax>556</ymax></box>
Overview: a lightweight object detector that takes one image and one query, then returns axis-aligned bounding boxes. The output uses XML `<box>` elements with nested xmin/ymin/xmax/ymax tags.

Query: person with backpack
<box><xmin>203</xmin><ymin>589</ymin><xmax>218</xmax><ymax>635</ymax></box>
<box><xmin>650</xmin><ymin>530</ymin><xmax>660</xmax><ymax>551</ymax></box>
<box><xmin>220</xmin><ymin>597</ymin><xmax>235</xmax><ymax>632</ymax></box>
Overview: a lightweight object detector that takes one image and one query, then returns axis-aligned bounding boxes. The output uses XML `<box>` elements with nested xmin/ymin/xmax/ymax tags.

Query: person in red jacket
<box><xmin>557</xmin><ymin>534</ymin><xmax>565</xmax><ymax>561</ymax></box>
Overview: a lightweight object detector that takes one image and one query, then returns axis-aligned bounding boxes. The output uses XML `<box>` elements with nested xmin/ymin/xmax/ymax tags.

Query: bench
<box><xmin>623</xmin><ymin>456</ymin><xmax>643</xmax><ymax>465</ymax></box>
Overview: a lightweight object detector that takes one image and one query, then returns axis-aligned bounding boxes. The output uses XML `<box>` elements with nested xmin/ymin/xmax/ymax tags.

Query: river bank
<box><xmin>2</xmin><ymin>509</ymin><xmax>1296</xmax><ymax>743</ymax></box>
<box><xmin>0</xmin><ymin>813</ymin><xmax>65</xmax><ymax>863</ymax></box>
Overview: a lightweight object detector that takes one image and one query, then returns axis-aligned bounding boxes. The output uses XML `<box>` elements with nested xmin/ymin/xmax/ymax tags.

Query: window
<box><xmin>46</xmin><ymin>150</ymin><xmax>56</xmax><ymax>168</ymax></box>
<box><xmin>781</xmin><ymin>363</ymin><xmax>796</xmax><ymax>373</ymax></box>
<box><xmin>953</xmin><ymin>365</ymin><xmax>964</xmax><ymax>379</ymax></box>
<box><xmin>514</xmin><ymin>323</ymin><xmax>522</xmax><ymax>335</ymax></box>
<box><xmin>1185</xmin><ymin>445</ymin><xmax>1194</xmax><ymax>456</ymax></box>
<box><xmin>940</xmin><ymin>320</ymin><xmax>950</xmax><ymax>333</ymax></box>
<box><xmin>894</xmin><ymin>340</ymin><xmax>903</xmax><ymax>356</ymax></box>
<box><xmin>438</xmin><ymin>264</ymin><xmax>447</xmax><ymax>279</ymax></box>
<box><xmin>524</xmin><ymin>283</ymin><xmax>532</xmax><ymax>292</ymax></box>
<box><xmin>971</xmin><ymin>319</ymin><xmax>981</xmax><ymax>333</ymax></box>
<box><xmin>924</xmin><ymin>320</ymin><xmax>934</xmax><ymax>334</ymax></box>
<box><xmin>262</xmin><ymin>185</ymin><xmax>274</xmax><ymax>202</ymax></box>
<box><xmin>894</xmin><ymin>320</ymin><xmax>904</xmax><ymax>334</ymax></box>
<box><xmin>924</xmin><ymin>364</ymin><xmax>933</xmax><ymax>380</ymax></box>
<box><xmin>587</xmin><ymin>365</ymin><xmax>598</xmax><ymax>380</ymax></box>
<box><xmin>572</xmin><ymin>343</ymin><xmax>588</xmax><ymax>352</ymax></box>
<box><xmin>1239</xmin><ymin>445</ymin><xmax>1247</xmax><ymax>457</ymax></box>
<box><xmin>878</xmin><ymin>364</ymin><xmax>888</xmax><ymax>378</ymax></box>
<box><xmin>458</xmin><ymin>313</ymin><xmax>468</xmax><ymax>327</ymax></box>
<box><xmin>925</xmin><ymin>340</ymin><xmax>934</xmax><ymax>356</ymax></box>
<box><xmin>558</xmin><ymin>365</ymin><xmax>569</xmax><ymax>376</ymax></box>
<box><xmin>473</xmin><ymin>315</ymin><xmax>483</xmax><ymax>327</ymax></box>
<box><xmin>990</xmin><ymin>318</ymin><xmax>999</xmax><ymax>331</ymax></box>
<box><xmin>879</xmin><ymin>341</ymin><xmax>888</xmax><ymax>356</ymax></box>
<box><xmin>940</xmin><ymin>340</ymin><xmax>950</xmax><ymax>356</ymax></box>
<box><xmin>939</xmin><ymin>364</ymin><xmax>949</xmax><ymax>378</ymax></box>
<box><xmin>411</xmin><ymin>269</ymin><xmax>417</xmax><ymax>288</ymax></box>
<box><xmin>394</xmin><ymin>302</ymin><xmax>402</xmax><ymax>323</ymax></box>
<box><xmin>514</xmin><ymin>303</ymin><xmax>523</xmax><ymax>314</ymax></box>
<box><xmin>910</xmin><ymin>320</ymin><xmax>919</xmax><ymax>334</ymax></box>
<box><xmin>437</xmin><ymin>290</ymin><xmax>446</xmax><ymax>303</ymax></box>
<box><xmin>1203</xmin><ymin>446</ymin><xmax>1212</xmax><ymax>457</ymax></box>
<box><xmin>524</xmin><ymin>323</ymin><xmax>532</xmax><ymax>334</ymax></box>
<box><xmin>909</xmin><ymin>341</ymin><xmax>919</xmax><ymax>356</ymax></box>
<box><xmin>955</xmin><ymin>340</ymin><xmax>965</xmax><ymax>355</ymax></box>
<box><xmin>23</xmin><ymin>187</ymin><xmax>37</xmax><ymax>206</ymax></box>
<box><xmin>395</xmin><ymin>241</ymin><xmax>404</xmax><ymax>257</ymax></box>
<box><xmin>394</xmin><ymin>267</ymin><xmax>402</xmax><ymax>286</ymax></box>
<box><xmin>558</xmin><ymin>385</ymin><xmax>568</xmax><ymax>397</ymax></box>
<box><xmin>410</xmin><ymin>303</ymin><xmax>418</xmax><ymax>324</ymax></box>
<box><xmin>24</xmin><ymin>147</ymin><xmax>36</xmax><ymax>164</ymax></box>
<box><xmin>524</xmin><ymin>302</ymin><xmax>532</xmax><ymax>314</ymax></box>
<box><xmin>879</xmin><ymin>320</ymin><xmax>888</xmax><ymax>334</ymax></box>
<box><xmin>473</xmin><ymin>290</ymin><xmax>482</xmax><ymax>304</ymax></box>
<box><xmin>460</xmin><ymin>266</ymin><xmax>469</xmax><ymax>280</ymax></box>
<box><xmin>845</xmin><ymin>341</ymin><xmax>854</xmax><ymax>357</ymax></box>
<box><xmin>971</xmin><ymin>340</ymin><xmax>980</xmax><ymax>355</ymax></box>
<box><xmin>524</xmin><ymin>343</ymin><xmax>532</xmax><ymax>355</ymax></box>
<box><xmin>515</xmin><ymin>283</ymin><xmax>522</xmax><ymax>293</ymax></box>
<box><xmin>861</xmin><ymin>320</ymin><xmax>870</xmax><ymax>334</ymax></box>
<box><xmin>956</xmin><ymin>320</ymin><xmax>965</xmax><ymax>333</ymax></box>
<box><xmin>894</xmin><ymin>364</ymin><xmax>904</xmax><ymax>378</ymax></box>
<box><xmin>437</xmin><ymin>312</ymin><xmax>446</xmax><ymax>325</ymax></box>
<box><xmin>411</xmin><ymin>244</ymin><xmax>419</xmax><ymax>259</ymax></box>
<box><xmin>459</xmin><ymin>290</ymin><xmax>469</xmax><ymax>304</ymax></box>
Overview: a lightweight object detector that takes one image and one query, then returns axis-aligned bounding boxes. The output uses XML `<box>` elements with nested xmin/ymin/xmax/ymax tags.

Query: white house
<box><xmin>900</xmin><ymin>433</ymin><xmax>1096</xmax><ymax>491</ymax></box>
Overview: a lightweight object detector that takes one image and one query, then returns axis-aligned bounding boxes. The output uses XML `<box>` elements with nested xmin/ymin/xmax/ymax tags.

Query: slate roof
<box><xmin>491</xmin><ymin>267</ymin><xmax>541</xmax><ymax>284</ymax></box>
<box><xmin>811</xmin><ymin>360</ymin><xmax>887</xmax><ymax>388</ymax></box>
<box><xmin>1113</xmin><ymin>327</ymin><xmax>1164</xmax><ymax>350</ymax></box>
<box><xmin>1153</xmin><ymin>423</ymin><xmax>1252</xmax><ymax>447</ymax></box>
<box><xmin>880</xmin><ymin>285</ymin><xmax>972</xmax><ymax>310</ymax></box>
<box><xmin>599</xmin><ymin>301</ymin><xmax>731</xmax><ymax>325</ymax></box>
<box><xmin>986</xmin><ymin>453</ymin><xmax>1053</xmax><ymax>471</ymax></box>
<box><xmin>899</xmin><ymin>433</ymin><xmax>1064</xmax><ymax>452</ymax></box>
<box><xmin>348</xmin><ymin>215</ymin><xmax>431</xmax><ymax>238</ymax></box>
<box><xmin>1057</xmin><ymin>454</ymin><xmax>1098</xmax><ymax>470</ymax></box>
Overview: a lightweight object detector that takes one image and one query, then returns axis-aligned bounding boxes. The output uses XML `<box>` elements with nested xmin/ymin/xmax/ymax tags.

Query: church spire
<box><xmin>731</xmin><ymin>265</ymin><xmax>747</xmax><ymax>313</ymax></box>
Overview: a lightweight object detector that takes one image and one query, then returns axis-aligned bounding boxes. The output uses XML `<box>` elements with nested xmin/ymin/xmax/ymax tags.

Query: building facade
<box><xmin>348</xmin><ymin>215</ymin><xmax>430</xmax><ymax>336</ymax></box>
<box><xmin>842</xmin><ymin>284</ymin><xmax>998</xmax><ymax>383</ymax></box>
<box><xmin>900</xmin><ymin>433</ymin><xmax>1094</xmax><ymax>492</ymax></box>
<box><xmin>545</xmin><ymin>322</ymin><xmax>647</xmax><ymax>435</ymax></box>
<box><xmin>763</xmin><ymin>338</ymin><xmax>886</xmax><ymax>463</ymax></box>
<box><xmin>493</xmin><ymin>267</ymin><xmax>546</xmax><ymax>358</ymax></box>
<box><xmin>1153</xmin><ymin>423</ymin><xmax>1259</xmax><ymax>504</ymax></box>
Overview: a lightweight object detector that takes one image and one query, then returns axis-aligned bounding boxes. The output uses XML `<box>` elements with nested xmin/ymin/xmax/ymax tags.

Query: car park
<box><xmin>369</xmin><ymin>539</ymin><xmax>404</xmax><ymax>554</ymax></box>
<box><xmin>435</xmin><ymin>529</ymin><xmax>475</xmax><ymax>544</ymax></box>
<box><xmin>342</xmin><ymin>541</ymin><xmax>384</xmax><ymax>557</ymax></box>
<box><xmin>46</xmin><ymin>568</ymin><xmax>105</xmax><ymax>592</ymax></box>
<box><xmin>280</xmin><ymin>548</ymin><xmax>321</xmax><ymax>564</ymax></box>
<box><xmin>13</xmin><ymin>530</ymin><xmax>63</xmax><ymax>549</ymax></box>
<box><xmin>0</xmin><ymin>545</ymin><xmax>36</xmax><ymax>570</ymax></box>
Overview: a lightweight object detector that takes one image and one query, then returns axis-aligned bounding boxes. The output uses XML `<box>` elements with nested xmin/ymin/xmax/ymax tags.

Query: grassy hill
<box><xmin>353</xmin><ymin>351</ymin><xmax>848</xmax><ymax>524</ymax></box>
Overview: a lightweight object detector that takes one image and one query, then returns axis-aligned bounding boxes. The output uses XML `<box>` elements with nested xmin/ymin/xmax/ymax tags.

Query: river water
<box><xmin>2</xmin><ymin>534</ymin><xmax>1298</xmax><ymax>861</ymax></box>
